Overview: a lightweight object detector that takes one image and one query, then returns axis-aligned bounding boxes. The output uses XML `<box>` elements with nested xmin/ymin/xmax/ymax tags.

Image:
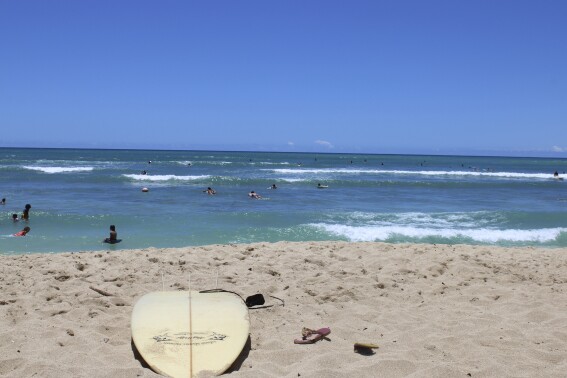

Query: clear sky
<box><xmin>1</xmin><ymin>1</ymin><xmax>566</xmax><ymax>156</ymax></box>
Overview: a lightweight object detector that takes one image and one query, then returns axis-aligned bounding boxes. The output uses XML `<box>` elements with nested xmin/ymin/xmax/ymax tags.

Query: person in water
<box><xmin>248</xmin><ymin>190</ymin><xmax>262</xmax><ymax>199</ymax></box>
<box><xmin>14</xmin><ymin>226</ymin><xmax>30</xmax><ymax>237</ymax></box>
<box><xmin>104</xmin><ymin>225</ymin><xmax>118</xmax><ymax>243</ymax></box>
<box><xmin>1</xmin><ymin>198</ymin><xmax>5</xmax><ymax>205</ymax></box>
<box><xmin>271</xmin><ymin>184</ymin><xmax>277</xmax><ymax>189</ymax></box>
<box><xmin>12</xmin><ymin>213</ymin><xmax>19</xmax><ymax>222</ymax></box>
<box><xmin>554</xmin><ymin>171</ymin><xmax>559</xmax><ymax>177</ymax></box>
<box><xmin>22</xmin><ymin>204</ymin><xmax>31</xmax><ymax>221</ymax></box>
<box><xmin>203</xmin><ymin>187</ymin><xmax>216</xmax><ymax>195</ymax></box>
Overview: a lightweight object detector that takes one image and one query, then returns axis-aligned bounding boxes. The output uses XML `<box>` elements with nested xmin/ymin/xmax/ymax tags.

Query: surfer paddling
<box><xmin>13</xmin><ymin>226</ymin><xmax>31</xmax><ymax>237</ymax></box>
<box><xmin>248</xmin><ymin>191</ymin><xmax>262</xmax><ymax>199</ymax></box>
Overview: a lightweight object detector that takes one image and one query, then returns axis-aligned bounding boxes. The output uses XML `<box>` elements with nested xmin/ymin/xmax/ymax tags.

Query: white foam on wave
<box><xmin>23</xmin><ymin>166</ymin><xmax>94</xmax><ymax>173</ymax></box>
<box><xmin>280</xmin><ymin>177</ymin><xmax>308</xmax><ymax>183</ymax></box>
<box><xmin>389</xmin><ymin>170</ymin><xmax>558</xmax><ymax>180</ymax></box>
<box><xmin>176</xmin><ymin>161</ymin><xmax>232</xmax><ymax>165</ymax></box>
<box><xmin>268</xmin><ymin>168</ymin><xmax>376</xmax><ymax>174</ymax></box>
<box><xmin>311</xmin><ymin>223</ymin><xmax>565</xmax><ymax>243</ymax></box>
<box><xmin>123</xmin><ymin>174</ymin><xmax>211</xmax><ymax>181</ymax></box>
<box><xmin>268</xmin><ymin>168</ymin><xmax>559</xmax><ymax>180</ymax></box>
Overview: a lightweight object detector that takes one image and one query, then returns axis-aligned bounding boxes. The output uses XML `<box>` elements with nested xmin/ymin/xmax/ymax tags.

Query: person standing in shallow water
<box><xmin>22</xmin><ymin>204</ymin><xmax>31</xmax><ymax>221</ymax></box>
<box><xmin>104</xmin><ymin>225</ymin><xmax>118</xmax><ymax>244</ymax></box>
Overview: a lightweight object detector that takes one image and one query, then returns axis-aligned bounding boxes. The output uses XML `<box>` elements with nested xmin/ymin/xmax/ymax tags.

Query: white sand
<box><xmin>1</xmin><ymin>241</ymin><xmax>567</xmax><ymax>377</ymax></box>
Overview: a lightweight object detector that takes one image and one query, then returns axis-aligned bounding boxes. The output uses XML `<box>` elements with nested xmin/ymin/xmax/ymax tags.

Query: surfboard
<box><xmin>131</xmin><ymin>290</ymin><xmax>250</xmax><ymax>378</ymax></box>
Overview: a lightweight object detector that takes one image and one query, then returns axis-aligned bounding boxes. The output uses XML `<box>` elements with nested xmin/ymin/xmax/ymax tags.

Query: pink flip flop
<box><xmin>294</xmin><ymin>327</ymin><xmax>331</xmax><ymax>344</ymax></box>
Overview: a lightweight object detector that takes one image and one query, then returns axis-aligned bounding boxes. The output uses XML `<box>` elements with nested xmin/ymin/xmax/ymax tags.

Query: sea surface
<box><xmin>1</xmin><ymin>148</ymin><xmax>566</xmax><ymax>254</ymax></box>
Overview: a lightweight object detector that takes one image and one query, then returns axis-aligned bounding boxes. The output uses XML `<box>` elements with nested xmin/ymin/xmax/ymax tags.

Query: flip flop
<box><xmin>294</xmin><ymin>327</ymin><xmax>331</xmax><ymax>344</ymax></box>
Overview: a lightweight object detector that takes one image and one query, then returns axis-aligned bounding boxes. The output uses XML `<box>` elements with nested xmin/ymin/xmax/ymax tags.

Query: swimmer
<box><xmin>203</xmin><ymin>187</ymin><xmax>216</xmax><ymax>195</ymax></box>
<box><xmin>554</xmin><ymin>171</ymin><xmax>559</xmax><ymax>177</ymax></box>
<box><xmin>1</xmin><ymin>198</ymin><xmax>5</xmax><ymax>205</ymax></box>
<box><xmin>248</xmin><ymin>190</ymin><xmax>262</xmax><ymax>199</ymax></box>
<box><xmin>22</xmin><ymin>204</ymin><xmax>31</xmax><ymax>221</ymax></box>
<box><xmin>103</xmin><ymin>225</ymin><xmax>118</xmax><ymax>244</ymax></box>
<box><xmin>270</xmin><ymin>184</ymin><xmax>277</xmax><ymax>189</ymax></box>
<box><xmin>141</xmin><ymin>170</ymin><xmax>147</xmax><ymax>175</ymax></box>
<box><xmin>13</xmin><ymin>226</ymin><xmax>30</xmax><ymax>237</ymax></box>
<box><xmin>12</xmin><ymin>213</ymin><xmax>19</xmax><ymax>222</ymax></box>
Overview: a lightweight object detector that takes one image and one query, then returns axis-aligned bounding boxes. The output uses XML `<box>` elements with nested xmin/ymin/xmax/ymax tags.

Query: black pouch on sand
<box><xmin>245</xmin><ymin>294</ymin><xmax>265</xmax><ymax>307</ymax></box>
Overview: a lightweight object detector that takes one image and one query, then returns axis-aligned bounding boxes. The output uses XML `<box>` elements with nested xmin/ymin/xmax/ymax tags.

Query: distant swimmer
<box><xmin>554</xmin><ymin>171</ymin><xmax>559</xmax><ymax>177</ymax></box>
<box><xmin>13</xmin><ymin>226</ymin><xmax>30</xmax><ymax>237</ymax></box>
<box><xmin>203</xmin><ymin>187</ymin><xmax>216</xmax><ymax>195</ymax></box>
<box><xmin>249</xmin><ymin>190</ymin><xmax>262</xmax><ymax>199</ymax></box>
<box><xmin>12</xmin><ymin>213</ymin><xmax>19</xmax><ymax>222</ymax></box>
<box><xmin>148</xmin><ymin>161</ymin><xmax>152</xmax><ymax>164</ymax></box>
<box><xmin>270</xmin><ymin>184</ymin><xmax>277</xmax><ymax>189</ymax></box>
<box><xmin>317</xmin><ymin>183</ymin><xmax>328</xmax><ymax>189</ymax></box>
<box><xmin>103</xmin><ymin>224</ymin><xmax>121</xmax><ymax>244</ymax></box>
<box><xmin>1</xmin><ymin>198</ymin><xmax>5</xmax><ymax>205</ymax></box>
<box><xmin>141</xmin><ymin>170</ymin><xmax>147</xmax><ymax>175</ymax></box>
<box><xmin>22</xmin><ymin>204</ymin><xmax>31</xmax><ymax>221</ymax></box>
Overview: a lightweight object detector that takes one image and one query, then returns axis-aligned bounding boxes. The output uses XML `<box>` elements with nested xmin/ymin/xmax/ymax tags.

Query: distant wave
<box><xmin>23</xmin><ymin>166</ymin><xmax>94</xmax><ymax>173</ymax></box>
<box><xmin>269</xmin><ymin>168</ymin><xmax>559</xmax><ymax>180</ymax></box>
<box><xmin>250</xmin><ymin>162</ymin><xmax>292</xmax><ymax>166</ymax></box>
<box><xmin>279</xmin><ymin>178</ymin><xmax>308</xmax><ymax>183</ymax></box>
<box><xmin>123</xmin><ymin>174</ymin><xmax>211</xmax><ymax>181</ymax></box>
<box><xmin>310</xmin><ymin>223</ymin><xmax>565</xmax><ymax>244</ymax></box>
<box><xmin>175</xmin><ymin>161</ymin><xmax>232</xmax><ymax>166</ymax></box>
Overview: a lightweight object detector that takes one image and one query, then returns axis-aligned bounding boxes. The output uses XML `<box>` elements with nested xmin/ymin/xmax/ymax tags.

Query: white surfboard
<box><xmin>131</xmin><ymin>290</ymin><xmax>250</xmax><ymax>377</ymax></box>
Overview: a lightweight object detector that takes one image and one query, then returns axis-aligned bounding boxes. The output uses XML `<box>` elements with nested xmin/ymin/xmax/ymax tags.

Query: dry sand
<box><xmin>1</xmin><ymin>241</ymin><xmax>567</xmax><ymax>377</ymax></box>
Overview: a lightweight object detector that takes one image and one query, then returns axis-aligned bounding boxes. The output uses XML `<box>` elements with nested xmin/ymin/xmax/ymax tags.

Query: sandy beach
<box><xmin>1</xmin><ymin>241</ymin><xmax>566</xmax><ymax>377</ymax></box>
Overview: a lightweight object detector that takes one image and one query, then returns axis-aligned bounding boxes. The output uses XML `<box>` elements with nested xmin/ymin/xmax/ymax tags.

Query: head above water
<box><xmin>110</xmin><ymin>225</ymin><xmax>116</xmax><ymax>231</ymax></box>
<box><xmin>25</xmin><ymin>204</ymin><xmax>31</xmax><ymax>210</ymax></box>
<box><xmin>23</xmin><ymin>226</ymin><xmax>30</xmax><ymax>232</ymax></box>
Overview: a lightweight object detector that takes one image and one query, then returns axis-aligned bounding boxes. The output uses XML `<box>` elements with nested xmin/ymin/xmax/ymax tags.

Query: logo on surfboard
<box><xmin>153</xmin><ymin>331</ymin><xmax>228</xmax><ymax>346</ymax></box>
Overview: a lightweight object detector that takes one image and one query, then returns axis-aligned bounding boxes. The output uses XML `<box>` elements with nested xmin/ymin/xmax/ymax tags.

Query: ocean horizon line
<box><xmin>1</xmin><ymin>145</ymin><xmax>566</xmax><ymax>160</ymax></box>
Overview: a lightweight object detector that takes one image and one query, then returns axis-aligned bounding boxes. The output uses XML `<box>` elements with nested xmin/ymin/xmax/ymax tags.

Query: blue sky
<box><xmin>1</xmin><ymin>1</ymin><xmax>566</xmax><ymax>156</ymax></box>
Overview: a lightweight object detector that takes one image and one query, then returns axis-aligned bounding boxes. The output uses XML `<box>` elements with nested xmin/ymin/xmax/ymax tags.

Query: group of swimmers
<box><xmin>202</xmin><ymin>187</ymin><xmax>263</xmax><ymax>199</ymax></box>
<box><xmin>202</xmin><ymin>182</ymin><xmax>330</xmax><ymax>200</ymax></box>
<box><xmin>3</xmin><ymin>199</ymin><xmax>115</xmax><ymax>242</ymax></box>
<box><xmin>1</xmin><ymin>199</ymin><xmax>32</xmax><ymax>236</ymax></box>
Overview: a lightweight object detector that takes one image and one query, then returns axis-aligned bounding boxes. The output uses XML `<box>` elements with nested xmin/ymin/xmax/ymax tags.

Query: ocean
<box><xmin>1</xmin><ymin>148</ymin><xmax>566</xmax><ymax>254</ymax></box>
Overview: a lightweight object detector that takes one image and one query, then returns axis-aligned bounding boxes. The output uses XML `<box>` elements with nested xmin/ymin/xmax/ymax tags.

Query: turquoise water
<box><xmin>1</xmin><ymin>148</ymin><xmax>566</xmax><ymax>254</ymax></box>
